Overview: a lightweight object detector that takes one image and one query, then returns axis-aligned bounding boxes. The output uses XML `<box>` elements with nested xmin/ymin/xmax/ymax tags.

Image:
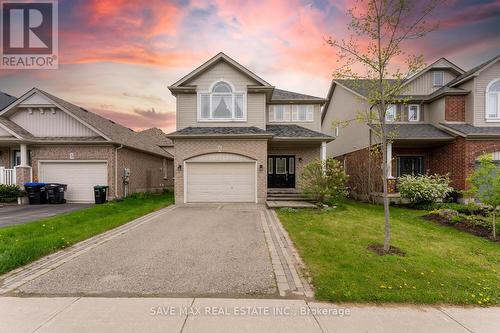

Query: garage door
<box><xmin>39</xmin><ymin>162</ymin><xmax>108</xmax><ymax>203</ymax></box>
<box><xmin>185</xmin><ymin>154</ymin><xmax>256</xmax><ymax>203</ymax></box>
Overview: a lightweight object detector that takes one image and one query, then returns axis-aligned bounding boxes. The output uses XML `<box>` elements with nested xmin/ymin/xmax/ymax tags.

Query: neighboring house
<box><xmin>167</xmin><ymin>52</ymin><xmax>332</xmax><ymax>204</ymax></box>
<box><xmin>322</xmin><ymin>55</ymin><xmax>500</xmax><ymax>199</ymax></box>
<box><xmin>0</xmin><ymin>88</ymin><xmax>174</xmax><ymax>202</ymax></box>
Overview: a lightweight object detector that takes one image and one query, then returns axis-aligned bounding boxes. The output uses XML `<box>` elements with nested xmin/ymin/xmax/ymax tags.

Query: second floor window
<box><xmin>433</xmin><ymin>71</ymin><xmax>444</xmax><ymax>87</ymax></box>
<box><xmin>408</xmin><ymin>104</ymin><xmax>420</xmax><ymax>122</ymax></box>
<box><xmin>269</xmin><ymin>105</ymin><xmax>314</xmax><ymax>122</ymax></box>
<box><xmin>385</xmin><ymin>104</ymin><xmax>396</xmax><ymax>122</ymax></box>
<box><xmin>486</xmin><ymin>79</ymin><xmax>500</xmax><ymax>120</ymax></box>
<box><xmin>198</xmin><ymin>81</ymin><xmax>245</xmax><ymax>121</ymax></box>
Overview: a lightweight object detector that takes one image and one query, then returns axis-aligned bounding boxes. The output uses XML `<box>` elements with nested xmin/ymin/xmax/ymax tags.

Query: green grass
<box><xmin>277</xmin><ymin>200</ymin><xmax>500</xmax><ymax>305</ymax></box>
<box><xmin>0</xmin><ymin>192</ymin><xmax>174</xmax><ymax>275</ymax></box>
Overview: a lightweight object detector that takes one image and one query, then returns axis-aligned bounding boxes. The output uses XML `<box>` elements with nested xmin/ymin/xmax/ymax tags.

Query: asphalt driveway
<box><xmin>16</xmin><ymin>204</ymin><xmax>277</xmax><ymax>297</ymax></box>
<box><xmin>0</xmin><ymin>204</ymin><xmax>92</xmax><ymax>227</ymax></box>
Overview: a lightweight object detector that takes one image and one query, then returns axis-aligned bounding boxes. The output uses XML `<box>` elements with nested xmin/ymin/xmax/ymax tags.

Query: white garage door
<box><xmin>39</xmin><ymin>162</ymin><xmax>108</xmax><ymax>203</ymax></box>
<box><xmin>185</xmin><ymin>154</ymin><xmax>256</xmax><ymax>203</ymax></box>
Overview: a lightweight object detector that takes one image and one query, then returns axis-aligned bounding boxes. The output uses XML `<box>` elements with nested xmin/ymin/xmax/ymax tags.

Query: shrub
<box><xmin>0</xmin><ymin>184</ymin><xmax>23</xmax><ymax>203</ymax></box>
<box><xmin>398</xmin><ymin>174</ymin><xmax>453</xmax><ymax>204</ymax></box>
<box><xmin>299</xmin><ymin>158</ymin><xmax>349</xmax><ymax>205</ymax></box>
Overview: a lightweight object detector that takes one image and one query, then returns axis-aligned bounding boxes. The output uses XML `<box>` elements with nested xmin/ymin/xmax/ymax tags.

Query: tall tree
<box><xmin>327</xmin><ymin>0</ymin><xmax>438</xmax><ymax>252</ymax></box>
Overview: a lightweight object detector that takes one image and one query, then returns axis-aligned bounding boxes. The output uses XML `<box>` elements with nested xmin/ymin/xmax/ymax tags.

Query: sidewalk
<box><xmin>1</xmin><ymin>297</ymin><xmax>498</xmax><ymax>333</ymax></box>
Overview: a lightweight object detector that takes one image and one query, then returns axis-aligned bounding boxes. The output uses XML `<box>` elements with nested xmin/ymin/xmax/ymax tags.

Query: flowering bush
<box><xmin>0</xmin><ymin>184</ymin><xmax>23</xmax><ymax>203</ymax></box>
<box><xmin>398</xmin><ymin>174</ymin><xmax>452</xmax><ymax>204</ymax></box>
<box><xmin>299</xmin><ymin>158</ymin><xmax>349</xmax><ymax>205</ymax></box>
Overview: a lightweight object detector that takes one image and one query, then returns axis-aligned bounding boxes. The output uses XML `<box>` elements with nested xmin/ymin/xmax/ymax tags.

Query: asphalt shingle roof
<box><xmin>440</xmin><ymin>123</ymin><xmax>500</xmax><ymax>136</ymax></box>
<box><xmin>137</xmin><ymin>128</ymin><xmax>173</xmax><ymax>147</ymax></box>
<box><xmin>447</xmin><ymin>54</ymin><xmax>500</xmax><ymax>86</ymax></box>
<box><xmin>34</xmin><ymin>89</ymin><xmax>171</xmax><ymax>157</ymax></box>
<box><xmin>170</xmin><ymin>126</ymin><xmax>270</xmax><ymax>136</ymax></box>
<box><xmin>266</xmin><ymin>125</ymin><xmax>332</xmax><ymax>139</ymax></box>
<box><xmin>0</xmin><ymin>117</ymin><xmax>35</xmax><ymax>139</ymax></box>
<box><xmin>380</xmin><ymin>124</ymin><xmax>454</xmax><ymax>139</ymax></box>
<box><xmin>271</xmin><ymin>89</ymin><xmax>326</xmax><ymax>102</ymax></box>
<box><xmin>336</xmin><ymin>79</ymin><xmax>398</xmax><ymax>97</ymax></box>
<box><xmin>0</xmin><ymin>92</ymin><xmax>17</xmax><ymax>111</ymax></box>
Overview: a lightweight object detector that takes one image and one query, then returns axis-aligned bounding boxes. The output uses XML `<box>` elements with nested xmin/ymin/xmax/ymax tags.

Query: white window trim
<box><xmin>485</xmin><ymin>78</ymin><xmax>500</xmax><ymax>122</ymax></box>
<box><xmin>433</xmin><ymin>71</ymin><xmax>444</xmax><ymax>87</ymax></box>
<box><xmin>269</xmin><ymin>105</ymin><xmax>291</xmax><ymax>122</ymax></box>
<box><xmin>385</xmin><ymin>104</ymin><xmax>396</xmax><ymax>122</ymax></box>
<box><xmin>334</xmin><ymin>126</ymin><xmax>339</xmax><ymax>137</ymax></box>
<box><xmin>408</xmin><ymin>104</ymin><xmax>420</xmax><ymax>122</ymax></box>
<box><xmin>269</xmin><ymin>104</ymin><xmax>314</xmax><ymax>122</ymax></box>
<box><xmin>197</xmin><ymin>79</ymin><xmax>247</xmax><ymax>122</ymax></box>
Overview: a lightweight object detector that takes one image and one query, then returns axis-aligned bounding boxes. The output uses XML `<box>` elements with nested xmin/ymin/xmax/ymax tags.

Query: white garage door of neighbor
<box><xmin>186</xmin><ymin>162</ymin><xmax>256</xmax><ymax>203</ymax></box>
<box><xmin>39</xmin><ymin>162</ymin><xmax>108</xmax><ymax>203</ymax></box>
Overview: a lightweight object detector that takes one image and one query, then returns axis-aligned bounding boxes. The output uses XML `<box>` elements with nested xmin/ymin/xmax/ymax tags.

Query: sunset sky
<box><xmin>1</xmin><ymin>0</ymin><xmax>500</xmax><ymax>133</ymax></box>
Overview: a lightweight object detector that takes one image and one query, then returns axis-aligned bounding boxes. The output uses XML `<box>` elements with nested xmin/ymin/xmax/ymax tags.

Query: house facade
<box><xmin>0</xmin><ymin>88</ymin><xmax>174</xmax><ymax>202</ymax></box>
<box><xmin>168</xmin><ymin>53</ymin><xmax>332</xmax><ymax>204</ymax></box>
<box><xmin>322</xmin><ymin>55</ymin><xmax>500</xmax><ymax>198</ymax></box>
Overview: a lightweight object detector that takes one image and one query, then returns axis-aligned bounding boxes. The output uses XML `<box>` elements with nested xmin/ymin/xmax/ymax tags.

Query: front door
<box><xmin>268</xmin><ymin>155</ymin><xmax>295</xmax><ymax>188</ymax></box>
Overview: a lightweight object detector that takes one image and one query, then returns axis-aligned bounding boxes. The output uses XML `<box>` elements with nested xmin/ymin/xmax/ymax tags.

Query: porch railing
<box><xmin>0</xmin><ymin>167</ymin><xmax>16</xmax><ymax>185</ymax></box>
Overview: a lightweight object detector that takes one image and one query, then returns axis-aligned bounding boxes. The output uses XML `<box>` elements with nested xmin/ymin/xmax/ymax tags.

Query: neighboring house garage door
<box><xmin>39</xmin><ymin>161</ymin><xmax>108</xmax><ymax>203</ymax></box>
<box><xmin>185</xmin><ymin>153</ymin><xmax>256</xmax><ymax>203</ymax></box>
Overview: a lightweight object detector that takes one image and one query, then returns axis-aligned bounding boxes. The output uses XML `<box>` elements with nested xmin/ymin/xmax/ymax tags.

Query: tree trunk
<box><xmin>493</xmin><ymin>209</ymin><xmax>497</xmax><ymax>239</ymax></box>
<box><xmin>381</xmin><ymin>135</ymin><xmax>391</xmax><ymax>252</ymax></box>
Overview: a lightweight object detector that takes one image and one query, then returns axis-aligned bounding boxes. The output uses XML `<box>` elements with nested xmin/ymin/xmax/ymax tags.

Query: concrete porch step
<box><xmin>266</xmin><ymin>196</ymin><xmax>309</xmax><ymax>201</ymax></box>
<box><xmin>266</xmin><ymin>200</ymin><xmax>317</xmax><ymax>208</ymax></box>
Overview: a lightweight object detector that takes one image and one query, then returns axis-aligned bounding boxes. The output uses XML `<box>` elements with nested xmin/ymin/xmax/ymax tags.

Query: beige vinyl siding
<box><xmin>403</xmin><ymin>70</ymin><xmax>458</xmax><ymax>96</ymax></box>
<box><xmin>322</xmin><ymin>85</ymin><xmax>370</xmax><ymax>157</ymax></box>
<box><xmin>175</xmin><ymin>61</ymin><xmax>266</xmax><ymax>130</ymax></box>
<box><xmin>266</xmin><ymin>104</ymin><xmax>322</xmax><ymax>131</ymax></box>
<box><xmin>0</xmin><ymin>126</ymin><xmax>12</xmax><ymax>137</ymax></box>
<box><xmin>10</xmin><ymin>108</ymin><xmax>98</xmax><ymax>137</ymax></box>
<box><xmin>427</xmin><ymin>98</ymin><xmax>445</xmax><ymax>126</ymax></box>
<box><xmin>460</xmin><ymin>79</ymin><xmax>474</xmax><ymax>124</ymax></box>
<box><xmin>472</xmin><ymin>61</ymin><xmax>500</xmax><ymax>127</ymax></box>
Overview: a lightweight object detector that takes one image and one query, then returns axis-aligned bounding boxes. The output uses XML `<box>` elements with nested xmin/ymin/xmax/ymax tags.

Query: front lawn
<box><xmin>277</xmin><ymin>201</ymin><xmax>500</xmax><ymax>305</ymax></box>
<box><xmin>0</xmin><ymin>192</ymin><xmax>174</xmax><ymax>275</ymax></box>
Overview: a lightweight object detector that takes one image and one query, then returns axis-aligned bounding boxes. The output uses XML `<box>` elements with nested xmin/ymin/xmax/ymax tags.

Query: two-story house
<box><xmin>167</xmin><ymin>53</ymin><xmax>332</xmax><ymax>204</ymax></box>
<box><xmin>322</xmin><ymin>55</ymin><xmax>500</xmax><ymax>200</ymax></box>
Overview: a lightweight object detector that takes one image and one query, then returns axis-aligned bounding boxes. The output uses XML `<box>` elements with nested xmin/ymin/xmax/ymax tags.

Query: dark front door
<box><xmin>268</xmin><ymin>155</ymin><xmax>295</xmax><ymax>188</ymax></box>
<box><xmin>397</xmin><ymin>156</ymin><xmax>424</xmax><ymax>177</ymax></box>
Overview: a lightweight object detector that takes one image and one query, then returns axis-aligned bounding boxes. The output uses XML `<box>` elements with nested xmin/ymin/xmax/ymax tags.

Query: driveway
<box><xmin>14</xmin><ymin>204</ymin><xmax>279</xmax><ymax>297</ymax></box>
<box><xmin>0</xmin><ymin>204</ymin><xmax>92</xmax><ymax>227</ymax></box>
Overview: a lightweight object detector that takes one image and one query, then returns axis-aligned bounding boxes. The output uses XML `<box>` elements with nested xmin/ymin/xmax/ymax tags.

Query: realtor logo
<box><xmin>1</xmin><ymin>0</ymin><xmax>58</xmax><ymax>69</ymax></box>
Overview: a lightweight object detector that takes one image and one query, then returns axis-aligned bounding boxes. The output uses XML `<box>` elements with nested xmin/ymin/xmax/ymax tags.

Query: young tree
<box><xmin>467</xmin><ymin>154</ymin><xmax>500</xmax><ymax>239</ymax></box>
<box><xmin>327</xmin><ymin>0</ymin><xmax>438</xmax><ymax>252</ymax></box>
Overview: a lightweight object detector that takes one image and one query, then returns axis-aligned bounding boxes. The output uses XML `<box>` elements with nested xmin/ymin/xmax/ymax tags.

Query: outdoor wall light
<box><xmin>259</xmin><ymin>164</ymin><xmax>263</xmax><ymax>171</ymax></box>
<box><xmin>298</xmin><ymin>157</ymin><xmax>303</xmax><ymax>163</ymax></box>
<box><xmin>177</xmin><ymin>164</ymin><xmax>182</xmax><ymax>171</ymax></box>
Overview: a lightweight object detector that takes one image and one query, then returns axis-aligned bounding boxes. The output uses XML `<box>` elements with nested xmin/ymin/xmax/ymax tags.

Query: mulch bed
<box><xmin>424</xmin><ymin>214</ymin><xmax>499</xmax><ymax>242</ymax></box>
<box><xmin>367</xmin><ymin>243</ymin><xmax>406</xmax><ymax>256</ymax></box>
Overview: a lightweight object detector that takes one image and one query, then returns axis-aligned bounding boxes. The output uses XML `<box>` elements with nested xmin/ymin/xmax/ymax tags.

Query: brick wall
<box><xmin>30</xmin><ymin>145</ymin><xmax>116</xmax><ymax>197</ymax></box>
<box><xmin>268</xmin><ymin>145</ymin><xmax>321</xmax><ymax>190</ymax></box>
<box><xmin>338</xmin><ymin>147</ymin><xmax>383</xmax><ymax>197</ymax></box>
<box><xmin>116</xmin><ymin>147</ymin><xmax>172</xmax><ymax>197</ymax></box>
<box><xmin>173</xmin><ymin>139</ymin><xmax>268</xmax><ymax>203</ymax></box>
<box><xmin>445</xmin><ymin>95</ymin><xmax>466</xmax><ymax>122</ymax></box>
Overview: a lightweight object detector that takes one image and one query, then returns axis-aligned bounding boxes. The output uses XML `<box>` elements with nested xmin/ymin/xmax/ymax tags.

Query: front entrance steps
<box><xmin>266</xmin><ymin>188</ymin><xmax>316</xmax><ymax>208</ymax></box>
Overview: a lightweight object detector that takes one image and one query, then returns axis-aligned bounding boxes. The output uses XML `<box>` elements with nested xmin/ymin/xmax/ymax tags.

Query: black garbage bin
<box><xmin>46</xmin><ymin>183</ymin><xmax>67</xmax><ymax>204</ymax></box>
<box><xmin>24</xmin><ymin>182</ymin><xmax>47</xmax><ymax>205</ymax></box>
<box><xmin>94</xmin><ymin>185</ymin><xmax>109</xmax><ymax>204</ymax></box>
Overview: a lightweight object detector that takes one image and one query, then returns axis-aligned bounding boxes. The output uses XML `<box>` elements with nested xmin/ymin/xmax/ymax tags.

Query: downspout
<box><xmin>115</xmin><ymin>144</ymin><xmax>123</xmax><ymax>199</ymax></box>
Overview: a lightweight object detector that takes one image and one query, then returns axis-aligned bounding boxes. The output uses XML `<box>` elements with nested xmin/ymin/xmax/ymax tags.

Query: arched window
<box><xmin>486</xmin><ymin>78</ymin><xmax>500</xmax><ymax>120</ymax></box>
<box><xmin>198</xmin><ymin>81</ymin><xmax>246</xmax><ymax>121</ymax></box>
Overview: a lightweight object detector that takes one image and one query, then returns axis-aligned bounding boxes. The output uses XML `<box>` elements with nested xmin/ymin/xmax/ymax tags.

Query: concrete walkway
<box><xmin>1</xmin><ymin>297</ymin><xmax>498</xmax><ymax>333</ymax></box>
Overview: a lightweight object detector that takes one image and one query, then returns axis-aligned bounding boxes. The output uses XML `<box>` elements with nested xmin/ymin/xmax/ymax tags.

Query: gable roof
<box><xmin>402</xmin><ymin>57</ymin><xmax>464</xmax><ymax>87</ymax></box>
<box><xmin>447</xmin><ymin>54</ymin><xmax>500</xmax><ymax>87</ymax></box>
<box><xmin>0</xmin><ymin>88</ymin><xmax>172</xmax><ymax>158</ymax></box>
<box><xmin>270</xmin><ymin>88</ymin><xmax>326</xmax><ymax>104</ymax></box>
<box><xmin>169</xmin><ymin>52</ymin><xmax>272</xmax><ymax>91</ymax></box>
<box><xmin>0</xmin><ymin>91</ymin><xmax>17</xmax><ymax>111</ymax></box>
<box><xmin>137</xmin><ymin>128</ymin><xmax>173</xmax><ymax>147</ymax></box>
